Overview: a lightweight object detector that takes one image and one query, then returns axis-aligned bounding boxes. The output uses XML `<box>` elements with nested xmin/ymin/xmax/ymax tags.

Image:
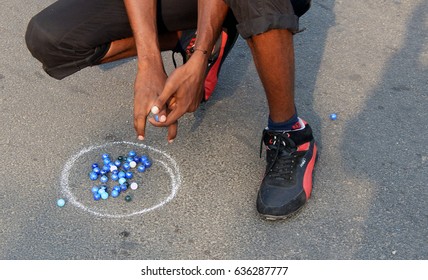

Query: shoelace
<box><xmin>260</xmin><ymin>132</ymin><xmax>299</xmax><ymax>181</ymax></box>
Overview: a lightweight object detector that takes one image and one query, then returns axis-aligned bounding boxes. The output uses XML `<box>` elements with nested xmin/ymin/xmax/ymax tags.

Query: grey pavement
<box><xmin>0</xmin><ymin>0</ymin><xmax>427</xmax><ymax>260</ymax></box>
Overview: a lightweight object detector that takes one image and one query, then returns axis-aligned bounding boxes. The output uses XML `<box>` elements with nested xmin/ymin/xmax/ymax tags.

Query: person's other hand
<box><xmin>149</xmin><ymin>52</ymin><xmax>207</xmax><ymax>129</ymax></box>
<box><xmin>133</xmin><ymin>64</ymin><xmax>177</xmax><ymax>142</ymax></box>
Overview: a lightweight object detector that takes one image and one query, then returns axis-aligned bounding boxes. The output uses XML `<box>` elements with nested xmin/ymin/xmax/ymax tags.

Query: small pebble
<box><xmin>128</xmin><ymin>150</ymin><xmax>136</xmax><ymax>157</ymax></box>
<box><xmin>102</xmin><ymin>153</ymin><xmax>110</xmax><ymax>160</ymax></box>
<box><xmin>91</xmin><ymin>186</ymin><xmax>100</xmax><ymax>194</ymax></box>
<box><xmin>93</xmin><ymin>193</ymin><xmax>101</xmax><ymax>201</ymax></box>
<box><xmin>92</xmin><ymin>163</ymin><xmax>99</xmax><ymax>169</ymax></box>
<box><xmin>57</xmin><ymin>198</ymin><xmax>66</xmax><ymax>207</ymax></box>
<box><xmin>154</xmin><ymin>115</ymin><xmax>159</xmax><ymax>122</ymax></box>
<box><xmin>118</xmin><ymin>178</ymin><xmax>127</xmax><ymax>185</ymax></box>
<box><xmin>110</xmin><ymin>165</ymin><xmax>118</xmax><ymax>172</ymax></box>
<box><xmin>129</xmin><ymin>161</ymin><xmax>137</xmax><ymax>168</ymax></box>
<box><xmin>93</xmin><ymin>167</ymin><xmax>101</xmax><ymax>174</ymax></box>
<box><xmin>330</xmin><ymin>113</ymin><xmax>337</xmax><ymax>120</ymax></box>
<box><xmin>120</xmin><ymin>184</ymin><xmax>128</xmax><ymax>192</ymax></box>
<box><xmin>137</xmin><ymin>165</ymin><xmax>146</xmax><ymax>172</ymax></box>
<box><xmin>125</xmin><ymin>195</ymin><xmax>132</xmax><ymax>202</ymax></box>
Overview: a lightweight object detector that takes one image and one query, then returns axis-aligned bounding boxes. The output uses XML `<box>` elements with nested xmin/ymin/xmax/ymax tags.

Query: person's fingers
<box><xmin>148</xmin><ymin>105</ymin><xmax>186</xmax><ymax>127</ymax></box>
<box><xmin>151</xmin><ymin>72</ymin><xmax>181</xmax><ymax>115</ymax></box>
<box><xmin>155</xmin><ymin>106</ymin><xmax>168</xmax><ymax>123</ymax></box>
<box><xmin>134</xmin><ymin>112</ymin><xmax>147</xmax><ymax>140</ymax></box>
<box><xmin>167</xmin><ymin>121</ymin><xmax>178</xmax><ymax>143</ymax></box>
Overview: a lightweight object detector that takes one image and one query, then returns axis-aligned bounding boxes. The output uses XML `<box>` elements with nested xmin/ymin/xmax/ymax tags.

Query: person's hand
<box><xmin>133</xmin><ymin>63</ymin><xmax>177</xmax><ymax>142</ymax></box>
<box><xmin>149</xmin><ymin>52</ymin><xmax>207</xmax><ymax>129</ymax></box>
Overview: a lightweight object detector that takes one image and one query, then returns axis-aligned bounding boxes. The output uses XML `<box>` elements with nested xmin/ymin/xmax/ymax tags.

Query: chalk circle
<box><xmin>60</xmin><ymin>141</ymin><xmax>181</xmax><ymax>218</ymax></box>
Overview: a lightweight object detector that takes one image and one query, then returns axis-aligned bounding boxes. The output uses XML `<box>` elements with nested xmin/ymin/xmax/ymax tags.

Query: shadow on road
<box><xmin>342</xmin><ymin>1</ymin><xmax>427</xmax><ymax>259</ymax></box>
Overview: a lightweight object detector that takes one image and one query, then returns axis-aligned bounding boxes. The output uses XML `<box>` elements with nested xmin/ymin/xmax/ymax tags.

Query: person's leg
<box><xmin>101</xmin><ymin>32</ymin><xmax>182</xmax><ymax>63</ymax></box>
<box><xmin>247</xmin><ymin>29</ymin><xmax>296</xmax><ymax>123</ymax></box>
<box><xmin>25</xmin><ymin>0</ymin><xmax>197</xmax><ymax>79</ymax></box>
<box><xmin>25</xmin><ymin>0</ymin><xmax>131</xmax><ymax>79</ymax></box>
<box><xmin>224</xmin><ymin>0</ymin><xmax>316</xmax><ymax>219</ymax></box>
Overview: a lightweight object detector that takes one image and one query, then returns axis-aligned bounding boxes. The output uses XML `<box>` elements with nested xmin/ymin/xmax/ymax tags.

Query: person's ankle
<box><xmin>268</xmin><ymin>113</ymin><xmax>301</xmax><ymax>131</ymax></box>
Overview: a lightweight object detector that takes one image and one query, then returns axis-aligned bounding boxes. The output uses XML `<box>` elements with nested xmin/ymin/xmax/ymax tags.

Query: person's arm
<box><xmin>124</xmin><ymin>0</ymin><xmax>177</xmax><ymax>141</ymax></box>
<box><xmin>124</xmin><ymin>0</ymin><xmax>161</xmax><ymax>67</ymax></box>
<box><xmin>150</xmin><ymin>0</ymin><xmax>228</xmax><ymax>127</ymax></box>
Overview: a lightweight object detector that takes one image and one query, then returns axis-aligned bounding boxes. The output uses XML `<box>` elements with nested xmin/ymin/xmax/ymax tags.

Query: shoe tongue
<box><xmin>264</xmin><ymin>131</ymin><xmax>296</xmax><ymax>149</ymax></box>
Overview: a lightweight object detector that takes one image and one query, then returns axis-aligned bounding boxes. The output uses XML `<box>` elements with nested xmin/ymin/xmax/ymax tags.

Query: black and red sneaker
<box><xmin>173</xmin><ymin>27</ymin><xmax>238</xmax><ymax>101</ymax></box>
<box><xmin>257</xmin><ymin>119</ymin><xmax>318</xmax><ymax>220</ymax></box>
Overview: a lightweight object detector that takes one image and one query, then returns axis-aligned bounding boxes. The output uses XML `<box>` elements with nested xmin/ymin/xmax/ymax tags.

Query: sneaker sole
<box><xmin>261</xmin><ymin>204</ymin><xmax>306</xmax><ymax>221</ymax></box>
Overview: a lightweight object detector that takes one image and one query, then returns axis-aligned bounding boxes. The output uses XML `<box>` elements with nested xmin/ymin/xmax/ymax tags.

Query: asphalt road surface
<box><xmin>0</xmin><ymin>0</ymin><xmax>426</xmax><ymax>260</ymax></box>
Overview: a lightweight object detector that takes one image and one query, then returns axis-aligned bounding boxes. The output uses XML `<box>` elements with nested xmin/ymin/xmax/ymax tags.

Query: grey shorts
<box><xmin>25</xmin><ymin>0</ymin><xmax>311</xmax><ymax>79</ymax></box>
<box><xmin>225</xmin><ymin>0</ymin><xmax>311</xmax><ymax>38</ymax></box>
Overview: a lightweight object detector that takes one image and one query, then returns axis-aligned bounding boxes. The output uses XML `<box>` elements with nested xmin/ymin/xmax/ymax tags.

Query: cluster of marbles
<box><xmin>88</xmin><ymin>150</ymin><xmax>152</xmax><ymax>202</ymax></box>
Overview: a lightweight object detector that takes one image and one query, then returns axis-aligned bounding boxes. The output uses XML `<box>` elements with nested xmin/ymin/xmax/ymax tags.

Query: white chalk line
<box><xmin>60</xmin><ymin>141</ymin><xmax>181</xmax><ymax>218</ymax></box>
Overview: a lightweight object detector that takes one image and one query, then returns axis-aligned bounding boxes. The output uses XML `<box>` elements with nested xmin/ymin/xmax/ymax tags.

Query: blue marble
<box><xmin>57</xmin><ymin>198</ymin><xmax>65</xmax><ymax>207</ymax></box>
<box><xmin>111</xmin><ymin>190</ymin><xmax>119</xmax><ymax>198</ymax></box>
<box><xmin>89</xmin><ymin>172</ymin><xmax>98</xmax><ymax>181</ymax></box>
<box><xmin>137</xmin><ymin>165</ymin><xmax>146</xmax><ymax>172</ymax></box>
<box><xmin>100</xmin><ymin>175</ymin><xmax>108</xmax><ymax>183</ymax></box>
<box><xmin>123</xmin><ymin>162</ymin><xmax>131</xmax><ymax>171</ymax></box>
<box><xmin>125</xmin><ymin>171</ymin><xmax>133</xmax><ymax>179</ymax></box>
<box><xmin>111</xmin><ymin>173</ymin><xmax>119</xmax><ymax>181</ymax></box>
<box><xmin>101</xmin><ymin>192</ymin><xmax>109</xmax><ymax>200</ymax></box>
<box><xmin>120</xmin><ymin>184</ymin><xmax>128</xmax><ymax>192</ymax></box>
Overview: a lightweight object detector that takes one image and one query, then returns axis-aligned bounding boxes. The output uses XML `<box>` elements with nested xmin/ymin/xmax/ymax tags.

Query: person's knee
<box><xmin>225</xmin><ymin>0</ymin><xmax>300</xmax><ymax>39</ymax></box>
<box><xmin>25</xmin><ymin>15</ymin><xmax>62</xmax><ymax>67</ymax></box>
